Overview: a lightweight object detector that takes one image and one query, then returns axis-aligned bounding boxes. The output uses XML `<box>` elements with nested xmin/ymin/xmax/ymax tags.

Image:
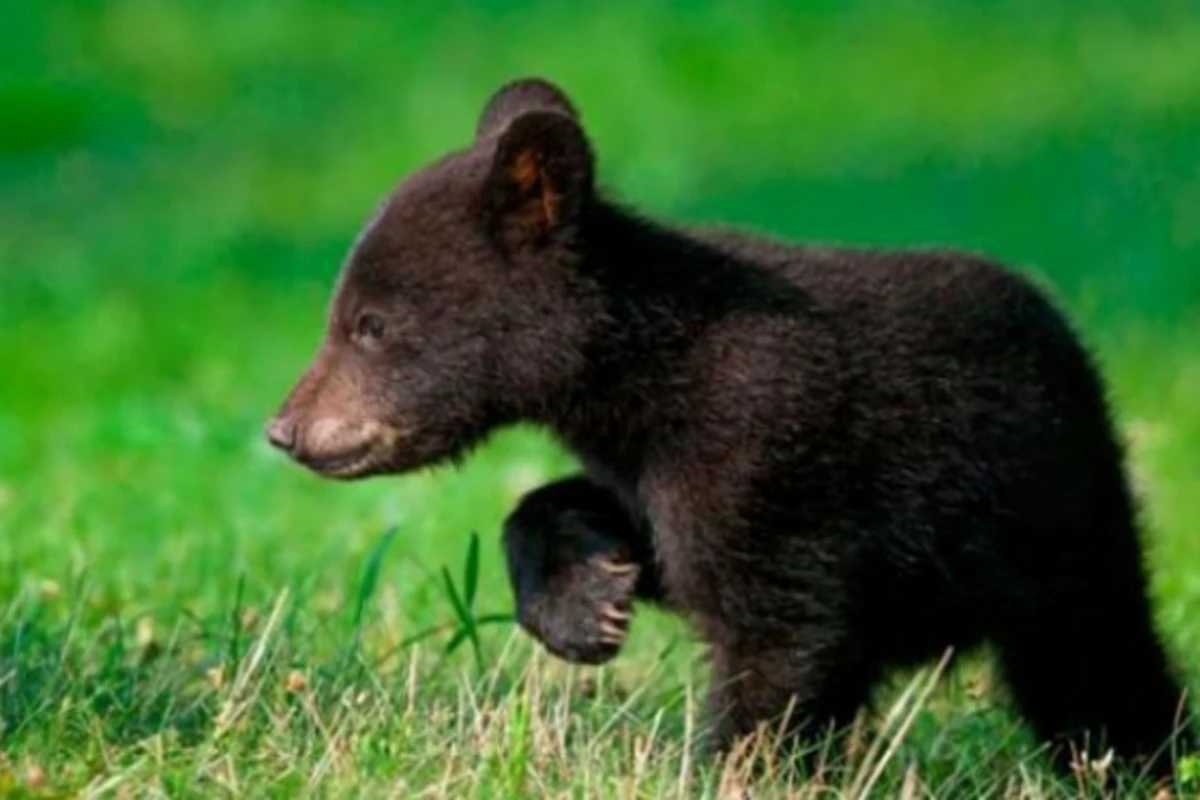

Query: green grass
<box><xmin>2</xmin><ymin>0</ymin><xmax>1200</xmax><ymax>795</ymax></box>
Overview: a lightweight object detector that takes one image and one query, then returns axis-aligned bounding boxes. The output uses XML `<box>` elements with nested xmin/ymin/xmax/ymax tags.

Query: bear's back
<box><xmin>689</xmin><ymin>225</ymin><xmax>1097</xmax><ymax>401</ymax></box>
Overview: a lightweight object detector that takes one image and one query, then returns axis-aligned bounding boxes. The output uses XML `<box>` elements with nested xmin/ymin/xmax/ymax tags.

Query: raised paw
<box><xmin>518</xmin><ymin>553</ymin><xmax>641</xmax><ymax>665</ymax></box>
<box><xmin>503</xmin><ymin>476</ymin><xmax>655</xmax><ymax>666</ymax></box>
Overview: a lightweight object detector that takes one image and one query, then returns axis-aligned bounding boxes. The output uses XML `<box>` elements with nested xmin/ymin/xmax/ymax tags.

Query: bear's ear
<box><xmin>480</xmin><ymin>110</ymin><xmax>594</xmax><ymax>251</ymax></box>
<box><xmin>475</xmin><ymin>77</ymin><xmax>580</xmax><ymax>142</ymax></box>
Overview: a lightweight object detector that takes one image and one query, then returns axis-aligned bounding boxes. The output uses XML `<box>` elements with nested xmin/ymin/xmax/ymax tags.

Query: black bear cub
<box><xmin>267</xmin><ymin>77</ymin><xmax>1193</xmax><ymax>777</ymax></box>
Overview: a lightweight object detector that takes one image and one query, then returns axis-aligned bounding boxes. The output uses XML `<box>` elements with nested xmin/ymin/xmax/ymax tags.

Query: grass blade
<box><xmin>352</xmin><ymin>526</ymin><xmax>400</xmax><ymax>636</ymax></box>
<box><xmin>463</xmin><ymin>531</ymin><xmax>480</xmax><ymax>610</ymax></box>
<box><xmin>440</xmin><ymin>566</ymin><xmax>483</xmax><ymax>671</ymax></box>
<box><xmin>443</xmin><ymin>626</ymin><xmax>470</xmax><ymax>656</ymax></box>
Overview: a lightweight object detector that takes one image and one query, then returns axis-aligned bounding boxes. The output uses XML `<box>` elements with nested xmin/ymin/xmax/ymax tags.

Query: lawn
<box><xmin>1</xmin><ymin>1</ymin><xmax>1199</xmax><ymax>796</ymax></box>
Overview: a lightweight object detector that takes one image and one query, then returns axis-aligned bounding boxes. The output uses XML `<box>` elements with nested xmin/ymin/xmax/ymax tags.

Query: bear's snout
<box><xmin>266</xmin><ymin>344</ymin><xmax>391</xmax><ymax>476</ymax></box>
<box><xmin>269</xmin><ymin>408</ymin><xmax>402</xmax><ymax>480</ymax></box>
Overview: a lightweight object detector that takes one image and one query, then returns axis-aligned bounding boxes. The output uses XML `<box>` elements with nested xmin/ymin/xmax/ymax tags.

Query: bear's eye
<box><xmin>354</xmin><ymin>312</ymin><xmax>386</xmax><ymax>344</ymax></box>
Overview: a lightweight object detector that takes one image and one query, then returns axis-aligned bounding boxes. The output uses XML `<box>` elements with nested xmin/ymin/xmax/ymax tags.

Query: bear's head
<box><xmin>266</xmin><ymin>78</ymin><xmax>600</xmax><ymax>479</ymax></box>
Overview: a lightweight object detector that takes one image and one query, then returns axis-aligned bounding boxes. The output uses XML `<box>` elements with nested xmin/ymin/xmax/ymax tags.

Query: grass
<box><xmin>2</xmin><ymin>0</ymin><xmax>1200</xmax><ymax>795</ymax></box>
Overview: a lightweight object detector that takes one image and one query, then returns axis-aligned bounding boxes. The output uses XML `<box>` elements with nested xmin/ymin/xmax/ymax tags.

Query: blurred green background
<box><xmin>1</xmin><ymin>0</ymin><xmax>1199</xmax><ymax>790</ymax></box>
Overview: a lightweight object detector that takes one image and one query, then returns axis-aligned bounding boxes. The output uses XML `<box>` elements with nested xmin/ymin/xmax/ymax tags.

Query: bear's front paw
<box><xmin>517</xmin><ymin>555</ymin><xmax>640</xmax><ymax>665</ymax></box>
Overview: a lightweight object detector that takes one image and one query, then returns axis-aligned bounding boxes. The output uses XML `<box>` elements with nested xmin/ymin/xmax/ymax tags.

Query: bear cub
<box><xmin>267</xmin><ymin>77</ymin><xmax>1193</xmax><ymax>777</ymax></box>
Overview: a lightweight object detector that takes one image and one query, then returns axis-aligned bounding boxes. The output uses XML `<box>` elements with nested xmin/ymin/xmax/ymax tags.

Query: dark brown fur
<box><xmin>267</xmin><ymin>77</ymin><xmax>1193</xmax><ymax>778</ymax></box>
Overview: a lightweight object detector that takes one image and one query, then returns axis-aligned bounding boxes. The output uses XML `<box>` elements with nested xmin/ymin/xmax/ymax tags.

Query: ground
<box><xmin>1</xmin><ymin>1</ymin><xmax>1199</xmax><ymax>796</ymax></box>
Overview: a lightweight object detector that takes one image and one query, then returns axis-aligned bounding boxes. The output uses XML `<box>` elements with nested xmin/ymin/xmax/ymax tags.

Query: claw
<box><xmin>603</xmin><ymin>603</ymin><xmax>632</xmax><ymax>622</ymax></box>
<box><xmin>595</xmin><ymin>557</ymin><xmax>638</xmax><ymax>577</ymax></box>
<box><xmin>599</xmin><ymin>620</ymin><xmax>627</xmax><ymax>642</ymax></box>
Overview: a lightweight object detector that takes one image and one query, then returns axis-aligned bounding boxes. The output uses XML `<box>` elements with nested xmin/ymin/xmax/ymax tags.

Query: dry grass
<box><xmin>3</xmin><ymin>581</ymin><xmax>1192</xmax><ymax>797</ymax></box>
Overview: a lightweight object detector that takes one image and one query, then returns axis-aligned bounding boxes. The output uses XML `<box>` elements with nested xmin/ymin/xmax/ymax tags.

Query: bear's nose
<box><xmin>266</xmin><ymin>416</ymin><xmax>296</xmax><ymax>452</ymax></box>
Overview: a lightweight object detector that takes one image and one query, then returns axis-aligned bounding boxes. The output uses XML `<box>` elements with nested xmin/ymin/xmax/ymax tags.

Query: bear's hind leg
<box><xmin>994</xmin><ymin>585</ymin><xmax>1192</xmax><ymax>781</ymax></box>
